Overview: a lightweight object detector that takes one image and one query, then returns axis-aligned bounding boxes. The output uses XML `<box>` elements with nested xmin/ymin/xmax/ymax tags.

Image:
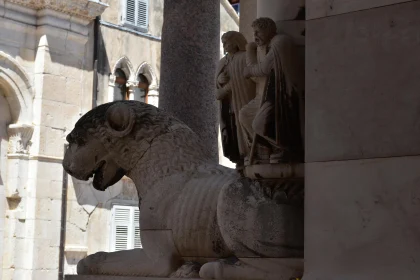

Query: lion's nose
<box><xmin>62</xmin><ymin>155</ymin><xmax>73</xmax><ymax>176</ymax></box>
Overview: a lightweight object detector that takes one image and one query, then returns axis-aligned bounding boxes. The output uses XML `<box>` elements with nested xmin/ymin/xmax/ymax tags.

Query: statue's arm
<box><xmin>244</xmin><ymin>50</ymin><xmax>274</xmax><ymax>78</ymax></box>
<box><xmin>216</xmin><ymin>82</ymin><xmax>232</xmax><ymax>100</ymax></box>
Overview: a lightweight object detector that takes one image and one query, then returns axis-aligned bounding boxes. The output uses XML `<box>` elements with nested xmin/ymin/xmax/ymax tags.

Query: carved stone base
<box><xmin>65</xmin><ymin>257</ymin><xmax>303</xmax><ymax>280</ymax></box>
<box><xmin>65</xmin><ymin>277</ymin><xmax>200</xmax><ymax>280</ymax></box>
<box><xmin>243</xmin><ymin>163</ymin><xmax>304</xmax><ymax>179</ymax></box>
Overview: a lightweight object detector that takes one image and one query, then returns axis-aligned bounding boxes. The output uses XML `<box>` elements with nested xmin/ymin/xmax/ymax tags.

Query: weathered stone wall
<box><xmin>0</xmin><ymin>1</ymin><xmax>106</xmax><ymax>279</ymax></box>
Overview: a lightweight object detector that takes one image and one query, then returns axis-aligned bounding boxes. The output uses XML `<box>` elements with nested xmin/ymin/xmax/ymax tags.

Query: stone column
<box><xmin>147</xmin><ymin>87</ymin><xmax>159</xmax><ymax>108</ymax></box>
<box><xmin>239</xmin><ymin>0</ymin><xmax>257</xmax><ymax>42</ymax></box>
<box><xmin>305</xmin><ymin>1</ymin><xmax>420</xmax><ymax>279</ymax></box>
<box><xmin>159</xmin><ymin>0</ymin><xmax>220</xmax><ymax>161</ymax></box>
<box><xmin>127</xmin><ymin>81</ymin><xmax>137</xmax><ymax>101</ymax></box>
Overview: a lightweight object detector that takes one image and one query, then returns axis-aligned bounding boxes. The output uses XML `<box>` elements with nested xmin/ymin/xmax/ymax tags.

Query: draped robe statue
<box><xmin>240</xmin><ymin>18</ymin><xmax>304</xmax><ymax>163</ymax></box>
<box><xmin>216</xmin><ymin>31</ymin><xmax>256</xmax><ymax>164</ymax></box>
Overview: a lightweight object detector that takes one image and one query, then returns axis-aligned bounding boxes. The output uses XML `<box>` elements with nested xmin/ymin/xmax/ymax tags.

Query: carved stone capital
<box><xmin>7</xmin><ymin>124</ymin><xmax>34</xmax><ymax>154</ymax></box>
<box><xmin>148</xmin><ymin>86</ymin><xmax>159</xmax><ymax>93</ymax></box>
<box><xmin>7</xmin><ymin>0</ymin><xmax>108</xmax><ymax>21</ymax></box>
<box><xmin>126</xmin><ymin>80</ymin><xmax>138</xmax><ymax>88</ymax></box>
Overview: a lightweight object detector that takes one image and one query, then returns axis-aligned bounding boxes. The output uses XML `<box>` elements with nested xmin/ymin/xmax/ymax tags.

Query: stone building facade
<box><xmin>0</xmin><ymin>1</ymin><xmax>108</xmax><ymax>279</ymax></box>
<box><xmin>0</xmin><ymin>0</ymin><xmax>239</xmax><ymax>279</ymax></box>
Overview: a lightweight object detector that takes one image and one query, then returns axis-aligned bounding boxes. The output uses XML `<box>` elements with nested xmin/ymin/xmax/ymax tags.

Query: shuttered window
<box><xmin>110</xmin><ymin>205</ymin><xmax>142</xmax><ymax>251</ymax></box>
<box><xmin>122</xmin><ymin>0</ymin><xmax>149</xmax><ymax>31</ymax></box>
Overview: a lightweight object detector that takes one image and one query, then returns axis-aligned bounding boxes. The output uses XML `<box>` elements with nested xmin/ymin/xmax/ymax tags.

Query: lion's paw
<box><xmin>199</xmin><ymin>261</ymin><xmax>224</xmax><ymax>279</ymax></box>
<box><xmin>170</xmin><ymin>261</ymin><xmax>201</xmax><ymax>278</ymax></box>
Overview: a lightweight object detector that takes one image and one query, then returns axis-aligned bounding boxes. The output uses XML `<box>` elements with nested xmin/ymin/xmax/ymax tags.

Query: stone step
<box><xmin>65</xmin><ymin>276</ymin><xmax>201</xmax><ymax>280</ymax></box>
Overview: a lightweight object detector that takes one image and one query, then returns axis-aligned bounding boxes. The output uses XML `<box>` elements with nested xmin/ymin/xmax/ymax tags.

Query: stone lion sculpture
<box><xmin>63</xmin><ymin>101</ymin><xmax>303</xmax><ymax>279</ymax></box>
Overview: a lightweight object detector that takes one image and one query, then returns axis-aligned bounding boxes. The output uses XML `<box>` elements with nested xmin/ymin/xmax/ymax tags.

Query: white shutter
<box><xmin>110</xmin><ymin>205</ymin><xmax>142</xmax><ymax>251</ymax></box>
<box><xmin>133</xmin><ymin>208</ymin><xmax>142</xmax><ymax>248</ymax></box>
<box><xmin>136</xmin><ymin>0</ymin><xmax>148</xmax><ymax>30</ymax></box>
<box><xmin>123</xmin><ymin>0</ymin><xmax>136</xmax><ymax>25</ymax></box>
<box><xmin>111</xmin><ymin>206</ymin><xmax>131</xmax><ymax>251</ymax></box>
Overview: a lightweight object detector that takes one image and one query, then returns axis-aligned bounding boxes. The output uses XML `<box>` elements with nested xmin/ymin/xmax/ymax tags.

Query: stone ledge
<box><xmin>6</xmin><ymin>0</ymin><xmax>108</xmax><ymax>21</ymax></box>
<box><xmin>65</xmin><ymin>276</ymin><xmax>201</xmax><ymax>280</ymax></box>
<box><xmin>244</xmin><ymin>163</ymin><xmax>304</xmax><ymax>179</ymax></box>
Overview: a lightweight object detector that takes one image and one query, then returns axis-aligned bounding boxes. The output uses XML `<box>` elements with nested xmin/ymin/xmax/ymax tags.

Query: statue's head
<box><xmin>62</xmin><ymin>101</ymin><xmax>182</xmax><ymax>191</ymax></box>
<box><xmin>221</xmin><ymin>31</ymin><xmax>247</xmax><ymax>55</ymax></box>
<box><xmin>251</xmin><ymin>17</ymin><xmax>277</xmax><ymax>46</ymax></box>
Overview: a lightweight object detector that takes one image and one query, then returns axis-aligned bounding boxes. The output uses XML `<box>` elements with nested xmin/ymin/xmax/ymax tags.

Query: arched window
<box><xmin>114</xmin><ymin>68</ymin><xmax>128</xmax><ymax>101</ymax></box>
<box><xmin>134</xmin><ymin>63</ymin><xmax>158</xmax><ymax>105</ymax></box>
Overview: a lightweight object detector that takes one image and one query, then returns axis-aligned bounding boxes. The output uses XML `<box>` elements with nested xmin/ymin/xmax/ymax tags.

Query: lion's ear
<box><xmin>105</xmin><ymin>103</ymin><xmax>135</xmax><ymax>137</ymax></box>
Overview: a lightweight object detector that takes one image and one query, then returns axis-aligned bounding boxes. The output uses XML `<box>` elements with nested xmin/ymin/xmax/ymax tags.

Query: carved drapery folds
<box><xmin>7</xmin><ymin>124</ymin><xmax>34</xmax><ymax>155</ymax></box>
<box><xmin>217</xmin><ymin>17</ymin><xmax>305</xmax><ymax>180</ymax></box>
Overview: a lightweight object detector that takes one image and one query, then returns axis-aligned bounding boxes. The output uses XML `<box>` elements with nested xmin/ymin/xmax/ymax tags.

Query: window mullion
<box><xmin>134</xmin><ymin>0</ymin><xmax>138</xmax><ymax>27</ymax></box>
<box><xmin>129</xmin><ymin>207</ymin><xmax>134</xmax><ymax>249</ymax></box>
<box><xmin>110</xmin><ymin>207</ymin><xmax>115</xmax><ymax>251</ymax></box>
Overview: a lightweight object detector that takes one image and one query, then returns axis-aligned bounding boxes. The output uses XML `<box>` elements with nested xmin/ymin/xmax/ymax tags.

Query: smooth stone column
<box><xmin>159</xmin><ymin>0</ymin><xmax>220</xmax><ymax>161</ymax></box>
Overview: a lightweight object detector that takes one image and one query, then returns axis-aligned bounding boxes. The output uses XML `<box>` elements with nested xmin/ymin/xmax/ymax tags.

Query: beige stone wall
<box><xmin>0</xmin><ymin>1</ymin><xmax>106</xmax><ymax>279</ymax></box>
<box><xmin>100</xmin><ymin>0</ymin><xmax>164</xmax><ymax>37</ymax></box>
<box><xmin>64</xmin><ymin>175</ymin><xmax>139</xmax><ymax>273</ymax></box>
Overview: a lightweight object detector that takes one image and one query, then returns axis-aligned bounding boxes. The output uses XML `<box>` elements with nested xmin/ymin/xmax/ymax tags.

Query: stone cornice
<box><xmin>5</xmin><ymin>0</ymin><xmax>108</xmax><ymax>21</ymax></box>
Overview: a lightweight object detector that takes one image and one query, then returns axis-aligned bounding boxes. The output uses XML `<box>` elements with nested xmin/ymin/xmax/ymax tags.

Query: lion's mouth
<box><xmin>91</xmin><ymin>161</ymin><xmax>106</xmax><ymax>190</ymax></box>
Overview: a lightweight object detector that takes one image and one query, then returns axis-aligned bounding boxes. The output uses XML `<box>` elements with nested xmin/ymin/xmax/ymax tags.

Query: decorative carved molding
<box><xmin>126</xmin><ymin>80</ymin><xmax>138</xmax><ymax>88</ymax></box>
<box><xmin>6</xmin><ymin>0</ymin><xmax>108</xmax><ymax>21</ymax></box>
<box><xmin>7</xmin><ymin>124</ymin><xmax>34</xmax><ymax>154</ymax></box>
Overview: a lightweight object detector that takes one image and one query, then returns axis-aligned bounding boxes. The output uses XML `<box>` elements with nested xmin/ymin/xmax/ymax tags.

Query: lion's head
<box><xmin>63</xmin><ymin>101</ymin><xmax>187</xmax><ymax>191</ymax></box>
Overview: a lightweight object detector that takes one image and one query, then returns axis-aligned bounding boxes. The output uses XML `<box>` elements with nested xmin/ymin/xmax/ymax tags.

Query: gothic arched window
<box><xmin>114</xmin><ymin>68</ymin><xmax>128</xmax><ymax>101</ymax></box>
<box><xmin>137</xmin><ymin>74</ymin><xmax>149</xmax><ymax>102</ymax></box>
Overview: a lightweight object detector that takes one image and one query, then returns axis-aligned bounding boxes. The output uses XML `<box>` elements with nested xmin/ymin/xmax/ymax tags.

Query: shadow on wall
<box><xmin>0</xmin><ymin>82</ymin><xmax>20</xmax><ymax>124</ymax></box>
<box><xmin>94</xmin><ymin>24</ymin><xmax>112</xmax><ymax>106</ymax></box>
<box><xmin>43</xmin><ymin>21</ymin><xmax>96</xmax><ymax>73</ymax></box>
<box><xmin>70</xmin><ymin>176</ymin><xmax>138</xmax><ymax>210</ymax></box>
